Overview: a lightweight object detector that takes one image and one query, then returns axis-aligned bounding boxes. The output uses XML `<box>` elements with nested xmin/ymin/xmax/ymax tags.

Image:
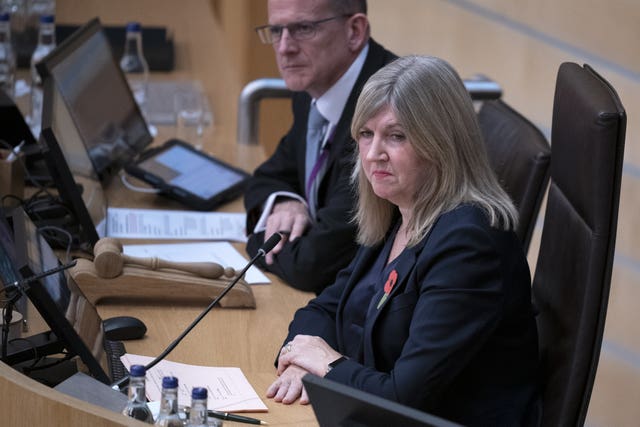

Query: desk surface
<box><xmin>2</xmin><ymin>86</ymin><xmax>318</xmax><ymax>425</ymax></box>
<box><xmin>96</xmin><ymin>120</ymin><xmax>318</xmax><ymax>425</ymax></box>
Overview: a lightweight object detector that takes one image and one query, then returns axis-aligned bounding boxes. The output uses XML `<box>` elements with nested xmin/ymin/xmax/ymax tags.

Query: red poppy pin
<box><xmin>377</xmin><ymin>269</ymin><xmax>398</xmax><ymax>309</ymax></box>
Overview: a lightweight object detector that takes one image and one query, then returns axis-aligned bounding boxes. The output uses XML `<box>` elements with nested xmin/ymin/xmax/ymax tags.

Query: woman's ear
<box><xmin>346</xmin><ymin>13</ymin><xmax>369</xmax><ymax>52</ymax></box>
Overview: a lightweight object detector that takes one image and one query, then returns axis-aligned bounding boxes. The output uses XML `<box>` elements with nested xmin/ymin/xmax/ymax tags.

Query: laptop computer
<box><xmin>33</xmin><ymin>18</ymin><xmax>249</xmax><ymax>250</ymax></box>
<box><xmin>0</xmin><ymin>206</ymin><xmax>127</xmax><ymax>385</ymax></box>
<box><xmin>302</xmin><ymin>374</ymin><xmax>462</xmax><ymax>427</ymax></box>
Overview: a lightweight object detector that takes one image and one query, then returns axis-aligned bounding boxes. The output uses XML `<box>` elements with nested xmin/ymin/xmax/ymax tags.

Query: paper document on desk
<box><xmin>123</xmin><ymin>241</ymin><xmax>270</xmax><ymax>284</ymax></box>
<box><xmin>121</xmin><ymin>354</ymin><xmax>268</xmax><ymax>412</ymax></box>
<box><xmin>106</xmin><ymin>207</ymin><xmax>247</xmax><ymax>242</ymax></box>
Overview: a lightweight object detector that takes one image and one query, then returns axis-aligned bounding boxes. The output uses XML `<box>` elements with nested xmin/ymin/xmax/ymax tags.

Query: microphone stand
<box><xmin>111</xmin><ymin>233</ymin><xmax>282</xmax><ymax>391</ymax></box>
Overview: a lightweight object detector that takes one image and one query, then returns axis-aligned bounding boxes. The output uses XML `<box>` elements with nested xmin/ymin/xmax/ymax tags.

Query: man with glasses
<box><xmin>244</xmin><ymin>0</ymin><xmax>396</xmax><ymax>294</ymax></box>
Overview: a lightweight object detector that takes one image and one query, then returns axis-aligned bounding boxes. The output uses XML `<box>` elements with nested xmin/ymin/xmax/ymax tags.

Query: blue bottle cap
<box><xmin>0</xmin><ymin>13</ymin><xmax>10</xmax><ymax>22</ymax></box>
<box><xmin>129</xmin><ymin>364</ymin><xmax>146</xmax><ymax>377</ymax></box>
<box><xmin>162</xmin><ymin>376</ymin><xmax>178</xmax><ymax>389</ymax></box>
<box><xmin>39</xmin><ymin>14</ymin><xmax>54</xmax><ymax>24</ymax></box>
<box><xmin>126</xmin><ymin>22</ymin><xmax>142</xmax><ymax>32</ymax></box>
<box><xmin>191</xmin><ymin>387</ymin><xmax>207</xmax><ymax>400</ymax></box>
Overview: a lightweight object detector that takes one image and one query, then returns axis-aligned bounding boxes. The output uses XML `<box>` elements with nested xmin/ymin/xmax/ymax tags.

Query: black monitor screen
<box><xmin>40</xmin><ymin>76</ymin><xmax>106</xmax><ymax>248</ymax></box>
<box><xmin>0</xmin><ymin>210</ymin><xmax>20</xmax><ymax>290</ymax></box>
<box><xmin>7</xmin><ymin>208</ymin><xmax>111</xmax><ymax>384</ymax></box>
<box><xmin>36</xmin><ymin>17</ymin><xmax>152</xmax><ymax>180</ymax></box>
<box><xmin>302</xmin><ymin>374</ymin><xmax>462</xmax><ymax>427</ymax></box>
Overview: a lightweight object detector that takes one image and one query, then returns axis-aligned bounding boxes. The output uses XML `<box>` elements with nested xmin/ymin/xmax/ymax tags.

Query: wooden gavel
<box><xmin>93</xmin><ymin>237</ymin><xmax>238</xmax><ymax>279</ymax></box>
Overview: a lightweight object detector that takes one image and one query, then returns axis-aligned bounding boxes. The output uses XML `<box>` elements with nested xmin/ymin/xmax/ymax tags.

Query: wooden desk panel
<box><xmin>95</xmin><ymin>111</ymin><xmax>316</xmax><ymax>424</ymax></box>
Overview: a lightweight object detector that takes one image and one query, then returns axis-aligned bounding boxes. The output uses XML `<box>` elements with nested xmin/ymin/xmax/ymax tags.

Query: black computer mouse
<box><xmin>103</xmin><ymin>316</ymin><xmax>147</xmax><ymax>341</ymax></box>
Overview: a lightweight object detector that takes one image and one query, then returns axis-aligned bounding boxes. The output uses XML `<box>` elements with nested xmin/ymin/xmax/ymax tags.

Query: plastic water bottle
<box><xmin>155</xmin><ymin>376</ymin><xmax>183</xmax><ymax>427</ymax></box>
<box><xmin>119</xmin><ymin>21</ymin><xmax>149</xmax><ymax>116</ymax></box>
<box><xmin>0</xmin><ymin>12</ymin><xmax>15</xmax><ymax>99</ymax></box>
<box><xmin>122</xmin><ymin>364</ymin><xmax>154</xmax><ymax>424</ymax></box>
<box><xmin>186</xmin><ymin>387</ymin><xmax>215</xmax><ymax>427</ymax></box>
<box><xmin>29</xmin><ymin>13</ymin><xmax>55</xmax><ymax>135</ymax></box>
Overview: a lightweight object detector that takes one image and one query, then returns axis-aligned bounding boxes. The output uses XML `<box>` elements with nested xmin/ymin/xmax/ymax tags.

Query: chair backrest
<box><xmin>532</xmin><ymin>62</ymin><xmax>626</xmax><ymax>426</ymax></box>
<box><xmin>237</xmin><ymin>77</ymin><xmax>503</xmax><ymax>145</ymax></box>
<box><xmin>477</xmin><ymin>99</ymin><xmax>551</xmax><ymax>252</ymax></box>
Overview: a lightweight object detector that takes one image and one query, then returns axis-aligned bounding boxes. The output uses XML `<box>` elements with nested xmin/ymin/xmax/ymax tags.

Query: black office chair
<box><xmin>477</xmin><ymin>100</ymin><xmax>551</xmax><ymax>252</ymax></box>
<box><xmin>532</xmin><ymin>62</ymin><xmax>626</xmax><ymax>426</ymax></box>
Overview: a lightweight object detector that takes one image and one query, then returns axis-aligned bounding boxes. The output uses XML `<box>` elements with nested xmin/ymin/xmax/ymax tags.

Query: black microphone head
<box><xmin>259</xmin><ymin>233</ymin><xmax>282</xmax><ymax>255</ymax></box>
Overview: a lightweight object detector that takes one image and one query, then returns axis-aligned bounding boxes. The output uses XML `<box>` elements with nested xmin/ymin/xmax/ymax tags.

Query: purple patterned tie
<box><xmin>305</xmin><ymin>103</ymin><xmax>328</xmax><ymax>219</ymax></box>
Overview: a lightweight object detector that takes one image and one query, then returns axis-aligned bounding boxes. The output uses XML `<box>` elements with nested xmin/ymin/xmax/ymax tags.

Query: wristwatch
<box><xmin>325</xmin><ymin>356</ymin><xmax>348</xmax><ymax>375</ymax></box>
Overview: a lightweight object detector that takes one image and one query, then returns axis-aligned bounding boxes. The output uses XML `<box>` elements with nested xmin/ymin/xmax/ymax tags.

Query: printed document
<box><xmin>105</xmin><ymin>207</ymin><xmax>247</xmax><ymax>242</ymax></box>
<box><xmin>121</xmin><ymin>354</ymin><xmax>268</xmax><ymax>412</ymax></box>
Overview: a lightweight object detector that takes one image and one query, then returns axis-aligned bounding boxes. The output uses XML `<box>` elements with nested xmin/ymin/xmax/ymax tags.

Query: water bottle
<box><xmin>119</xmin><ymin>21</ymin><xmax>149</xmax><ymax>116</ymax></box>
<box><xmin>29</xmin><ymin>13</ymin><xmax>55</xmax><ymax>135</ymax></box>
<box><xmin>0</xmin><ymin>12</ymin><xmax>16</xmax><ymax>98</ymax></box>
<box><xmin>122</xmin><ymin>364</ymin><xmax>154</xmax><ymax>424</ymax></box>
<box><xmin>155</xmin><ymin>376</ymin><xmax>183</xmax><ymax>427</ymax></box>
<box><xmin>186</xmin><ymin>387</ymin><xmax>218</xmax><ymax>427</ymax></box>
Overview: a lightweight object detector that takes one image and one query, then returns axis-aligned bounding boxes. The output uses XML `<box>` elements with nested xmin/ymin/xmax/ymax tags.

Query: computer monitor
<box><xmin>3</xmin><ymin>207</ymin><xmax>112</xmax><ymax>384</ymax></box>
<box><xmin>39</xmin><ymin>76</ymin><xmax>106</xmax><ymax>250</ymax></box>
<box><xmin>36</xmin><ymin>17</ymin><xmax>152</xmax><ymax>181</ymax></box>
<box><xmin>302</xmin><ymin>374</ymin><xmax>462</xmax><ymax>427</ymax></box>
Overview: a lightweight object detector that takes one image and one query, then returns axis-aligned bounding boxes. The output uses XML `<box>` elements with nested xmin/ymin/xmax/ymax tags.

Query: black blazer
<box><xmin>244</xmin><ymin>39</ymin><xmax>397</xmax><ymax>294</ymax></box>
<box><xmin>281</xmin><ymin>205</ymin><xmax>541</xmax><ymax>426</ymax></box>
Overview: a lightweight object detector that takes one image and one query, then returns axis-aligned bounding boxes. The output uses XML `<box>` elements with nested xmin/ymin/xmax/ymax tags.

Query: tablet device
<box><xmin>125</xmin><ymin>139</ymin><xmax>250</xmax><ymax>211</ymax></box>
<box><xmin>302</xmin><ymin>374</ymin><xmax>462</xmax><ymax>427</ymax></box>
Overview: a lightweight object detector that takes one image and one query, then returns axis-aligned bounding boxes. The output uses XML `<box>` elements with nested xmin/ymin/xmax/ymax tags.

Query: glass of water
<box><xmin>174</xmin><ymin>91</ymin><xmax>204</xmax><ymax>150</ymax></box>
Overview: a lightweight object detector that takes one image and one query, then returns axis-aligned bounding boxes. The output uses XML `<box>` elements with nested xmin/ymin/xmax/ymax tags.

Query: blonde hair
<box><xmin>350</xmin><ymin>55</ymin><xmax>518</xmax><ymax>247</ymax></box>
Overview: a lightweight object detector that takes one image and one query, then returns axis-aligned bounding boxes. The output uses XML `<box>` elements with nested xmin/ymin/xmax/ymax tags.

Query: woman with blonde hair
<box><xmin>268</xmin><ymin>55</ymin><xmax>540</xmax><ymax>426</ymax></box>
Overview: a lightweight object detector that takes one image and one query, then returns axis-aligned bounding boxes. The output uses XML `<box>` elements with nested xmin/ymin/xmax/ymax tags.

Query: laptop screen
<box><xmin>36</xmin><ymin>17</ymin><xmax>152</xmax><ymax>180</ymax></box>
<box><xmin>6</xmin><ymin>208</ymin><xmax>111</xmax><ymax>384</ymax></box>
<box><xmin>40</xmin><ymin>76</ymin><xmax>107</xmax><ymax>249</ymax></box>
<box><xmin>302</xmin><ymin>374</ymin><xmax>462</xmax><ymax>427</ymax></box>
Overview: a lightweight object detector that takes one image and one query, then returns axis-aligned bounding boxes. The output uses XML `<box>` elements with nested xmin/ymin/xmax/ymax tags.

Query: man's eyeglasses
<box><xmin>255</xmin><ymin>14</ymin><xmax>352</xmax><ymax>44</ymax></box>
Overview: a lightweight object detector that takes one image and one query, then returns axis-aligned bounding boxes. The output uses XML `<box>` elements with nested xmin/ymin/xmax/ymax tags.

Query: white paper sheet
<box><xmin>123</xmin><ymin>241</ymin><xmax>270</xmax><ymax>284</ymax></box>
<box><xmin>121</xmin><ymin>354</ymin><xmax>268</xmax><ymax>412</ymax></box>
<box><xmin>106</xmin><ymin>207</ymin><xmax>247</xmax><ymax>242</ymax></box>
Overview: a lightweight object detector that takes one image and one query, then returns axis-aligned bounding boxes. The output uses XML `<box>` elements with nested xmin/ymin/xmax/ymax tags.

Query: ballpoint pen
<box><xmin>183</xmin><ymin>407</ymin><xmax>268</xmax><ymax>425</ymax></box>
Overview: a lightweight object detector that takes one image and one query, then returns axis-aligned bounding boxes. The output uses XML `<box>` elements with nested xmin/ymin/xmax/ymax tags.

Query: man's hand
<box><xmin>264</xmin><ymin>200</ymin><xmax>311</xmax><ymax>264</ymax></box>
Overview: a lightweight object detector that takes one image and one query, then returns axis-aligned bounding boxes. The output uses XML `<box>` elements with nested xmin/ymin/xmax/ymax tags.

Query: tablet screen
<box><xmin>137</xmin><ymin>144</ymin><xmax>247</xmax><ymax>200</ymax></box>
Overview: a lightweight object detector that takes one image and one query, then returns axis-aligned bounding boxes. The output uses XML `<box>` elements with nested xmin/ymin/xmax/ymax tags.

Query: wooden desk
<box><xmin>90</xmin><ymin>115</ymin><xmax>318</xmax><ymax>424</ymax></box>
<box><xmin>0</xmin><ymin>75</ymin><xmax>317</xmax><ymax>425</ymax></box>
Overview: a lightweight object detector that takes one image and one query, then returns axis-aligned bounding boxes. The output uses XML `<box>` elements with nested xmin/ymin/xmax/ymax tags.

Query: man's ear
<box><xmin>346</xmin><ymin>13</ymin><xmax>369</xmax><ymax>52</ymax></box>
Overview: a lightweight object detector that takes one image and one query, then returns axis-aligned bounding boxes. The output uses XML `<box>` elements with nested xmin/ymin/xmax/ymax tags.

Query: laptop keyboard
<box><xmin>104</xmin><ymin>339</ymin><xmax>127</xmax><ymax>382</ymax></box>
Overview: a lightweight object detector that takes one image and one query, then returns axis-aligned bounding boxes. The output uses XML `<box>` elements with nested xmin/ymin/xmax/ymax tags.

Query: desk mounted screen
<box><xmin>39</xmin><ymin>76</ymin><xmax>106</xmax><ymax>250</ymax></box>
<box><xmin>5</xmin><ymin>208</ymin><xmax>111</xmax><ymax>384</ymax></box>
<box><xmin>36</xmin><ymin>17</ymin><xmax>152</xmax><ymax>181</ymax></box>
<box><xmin>302</xmin><ymin>374</ymin><xmax>462</xmax><ymax>427</ymax></box>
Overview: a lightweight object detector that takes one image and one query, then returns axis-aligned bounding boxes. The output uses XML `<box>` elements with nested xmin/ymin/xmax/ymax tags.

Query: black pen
<box><xmin>208</xmin><ymin>410</ymin><xmax>268</xmax><ymax>425</ymax></box>
<box><xmin>184</xmin><ymin>407</ymin><xmax>268</xmax><ymax>425</ymax></box>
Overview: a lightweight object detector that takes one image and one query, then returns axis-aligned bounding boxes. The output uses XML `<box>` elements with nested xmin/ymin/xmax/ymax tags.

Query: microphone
<box><xmin>111</xmin><ymin>233</ymin><xmax>282</xmax><ymax>391</ymax></box>
<box><xmin>2</xmin><ymin>260</ymin><xmax>78</xmax><ymax>293</ymax></box>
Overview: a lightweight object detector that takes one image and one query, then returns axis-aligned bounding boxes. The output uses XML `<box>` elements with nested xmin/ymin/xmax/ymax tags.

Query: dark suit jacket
<box><xmin>282</xmin><ymin>205</ymin><xmax>541</xmax><ymax>426</ymax></box>
<box><xmin>244</xmin><ymin>39</ymin><xmax>397</xmax><ymax>294</ymax></box>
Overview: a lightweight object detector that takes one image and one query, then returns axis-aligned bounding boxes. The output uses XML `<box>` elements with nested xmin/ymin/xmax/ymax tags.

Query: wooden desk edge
<box><xmin>0</xmin><ymin>360</ymin><xmax>148</xmax><ymax>426</ymax></box>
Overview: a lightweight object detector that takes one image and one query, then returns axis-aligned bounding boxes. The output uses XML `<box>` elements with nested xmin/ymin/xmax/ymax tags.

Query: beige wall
<box><xmin>366</xmin><ymin>1</ymin><xmax>639</xmax><ymax>425</ymax></box>
<box><xmin>54</xmin><ymin>1</ymin><xmax>639</xmax><ymax>425</ymax></box>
